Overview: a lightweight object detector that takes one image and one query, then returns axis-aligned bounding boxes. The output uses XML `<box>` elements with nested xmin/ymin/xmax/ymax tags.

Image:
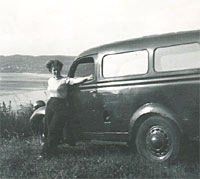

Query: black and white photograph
<box><xmin>0</xmin><ymin>0</ymin><xmax>199</xmax><ymax>178</ymax></box>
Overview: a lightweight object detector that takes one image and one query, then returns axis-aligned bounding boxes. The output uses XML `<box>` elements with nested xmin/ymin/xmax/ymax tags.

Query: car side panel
<box><xmin>97</xmin><ymin>73</ymin><xmax>200</xmax><ymax>141</ymax></box>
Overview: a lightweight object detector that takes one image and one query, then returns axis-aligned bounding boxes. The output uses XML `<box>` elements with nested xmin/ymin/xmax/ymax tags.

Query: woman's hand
<box><xmin>87</xmin><ymin>74</ymin><xmax>94</xmax><ymax>81</ymax></box>
<box><xmin>70</xmin><ymin>75</ymin><xmax>94</xmax><ymax>85</ymax></box>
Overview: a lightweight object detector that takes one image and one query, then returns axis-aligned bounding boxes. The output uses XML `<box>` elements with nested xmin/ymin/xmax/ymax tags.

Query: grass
<box><xmin>0</xmin><ymin>101</ymin><xmax>33</xmax><ymax>139</ymax></box>
<box><xmin>0</xmin><ymin>102</ymin><xmax>199</xmax><ymax>179</ymax></box>
<box><xmin>0</xmin><ymin>138</ymin><xmax>199</xmax><ymax>179</ymax></box>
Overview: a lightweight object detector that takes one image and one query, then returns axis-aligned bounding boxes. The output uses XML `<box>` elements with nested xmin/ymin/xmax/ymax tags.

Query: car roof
<box><xmin>78</xmin><ymin>30</ymin><xmax>200</xmax><ymax>58</ymax></box>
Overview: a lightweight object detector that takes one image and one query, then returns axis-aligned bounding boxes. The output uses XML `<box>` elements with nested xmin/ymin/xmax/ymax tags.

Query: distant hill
<box><xmin>0</xmin><ymin>55</ymin><xmax>76</xmax><ymax>74</ymax></box>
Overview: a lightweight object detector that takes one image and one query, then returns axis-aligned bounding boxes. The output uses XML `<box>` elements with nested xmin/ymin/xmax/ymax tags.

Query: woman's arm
<box><xmin>69</xmin><ymin>75</ymin><xmax>93</xmax><ymax>85</ymax></box>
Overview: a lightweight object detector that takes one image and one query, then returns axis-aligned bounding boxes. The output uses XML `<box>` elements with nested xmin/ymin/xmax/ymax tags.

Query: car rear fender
<box><xmin>128</xmin><ymin>103</ymin><xmax>183</xmax><ymax>141</ymax></box>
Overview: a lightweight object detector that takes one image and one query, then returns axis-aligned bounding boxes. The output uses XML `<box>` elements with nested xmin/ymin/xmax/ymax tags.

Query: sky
<box><xmin>0</xmin><ymin>0</ymin><xmax>199</xmax><ymax>56</ymax></box>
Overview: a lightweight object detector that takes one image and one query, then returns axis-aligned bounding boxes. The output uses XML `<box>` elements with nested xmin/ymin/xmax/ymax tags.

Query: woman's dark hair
<box><xmin>46</xmin><ymin>60</ymin><xmax>63</xmax><ymax>72</ymax></box>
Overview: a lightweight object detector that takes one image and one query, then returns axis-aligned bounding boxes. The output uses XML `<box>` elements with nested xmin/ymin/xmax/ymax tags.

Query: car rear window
<box><xmin>103</xmin><ymin>50</ymin><xmax>148</xmax><ymax>78</ymax></box>
<box><xmin>154</xmin><ymin>43</ymin><xmax>200</xmax><ymax>72</ymax></box>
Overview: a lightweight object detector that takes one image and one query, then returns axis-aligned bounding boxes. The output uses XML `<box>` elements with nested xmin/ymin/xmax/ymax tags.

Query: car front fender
<box><xmin>30</xmin><ymin>106</ymin><xmax>45</xmax><ymax>121</ymax></box>
<box><xmin>30</xmin><ymin>106</ymin><xmax>46</xmax><ymax>133</ymax></box>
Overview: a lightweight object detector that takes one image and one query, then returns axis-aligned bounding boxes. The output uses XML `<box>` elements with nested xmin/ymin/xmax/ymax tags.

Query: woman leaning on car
<box><xmin>38</xmin><ymin>60</ymin><xmax>93</xmax><ymax>159</ymax></box>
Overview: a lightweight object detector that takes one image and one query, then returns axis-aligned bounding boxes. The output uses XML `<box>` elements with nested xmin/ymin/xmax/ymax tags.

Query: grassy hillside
<box><xmin>0</xmin><ymin>55</ymin><xmax>75</xmax><ymax>74</ymax></box>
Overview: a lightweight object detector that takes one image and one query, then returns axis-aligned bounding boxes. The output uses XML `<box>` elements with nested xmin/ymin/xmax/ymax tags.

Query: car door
<box><xmin>68</xmin><ymin>56</ymin><xmax>105</xmax><ymax>139</ymax></box>
<box><xmin>97</xmin><ymin>50</ymin><xmax>149</xmax><ymax>141</ymax></box>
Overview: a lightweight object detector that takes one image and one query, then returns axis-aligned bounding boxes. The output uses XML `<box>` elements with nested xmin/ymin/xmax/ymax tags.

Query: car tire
<box><xmin>136</xmin><ymin>115</ymin><xmax>180</xmax><ymax>162</ymax></box>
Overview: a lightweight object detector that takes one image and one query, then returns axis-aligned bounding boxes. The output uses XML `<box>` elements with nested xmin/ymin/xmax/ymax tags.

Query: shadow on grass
<box><xmin>59</xmin><ymin>140</ymin><xmax>199</xmax><ymax>161</ymax></box>
<box><xmin>0</xmin><ymin>137</ymin><xmax>199</xmax><ymax>179</ymax></box>
<box><xmin>57</xmin><ymin>140</ymin><xmax>199</xmax><ymax>179</ymax></box>
<box><xmin>59</xmin><ymin>141</ymin><xmax>132</xmax><ymax>156</ymax></box>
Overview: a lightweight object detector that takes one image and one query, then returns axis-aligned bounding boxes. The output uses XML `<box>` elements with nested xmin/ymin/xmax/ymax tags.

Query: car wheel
<box><xmin>136</xmin><ymin>115</ymin><xmax>180</xmax><ymax>162</ymax></box>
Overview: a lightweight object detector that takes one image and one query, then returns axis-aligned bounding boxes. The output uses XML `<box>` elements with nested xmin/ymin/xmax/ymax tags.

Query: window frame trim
<box><xmin>153</xmin><ymin>42</ymin><xmax>200</xmax><ymax>73</ymax></box>
<box><xmin>68</xmin><ymin>56</ymin><xmax>96</xmax><ymax>83</ymax></box>
<box><xmin>101</xmin><ymin>49</ymin><xmax>150</xmax><ymax>79</ymax></box>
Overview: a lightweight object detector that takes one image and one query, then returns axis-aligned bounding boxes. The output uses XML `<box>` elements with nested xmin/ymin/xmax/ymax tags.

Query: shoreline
<box><xmin>0</xmin><ymin>72</ymin><xmax>51</xmax><ymax>76</ymax></box>
<box><xmin>0</xmin><ymin>90</ymin><xmax>48</xmax><ymax>109</ymax></box>
<box><xmin>0</xmin><ymin>73</ymin><xmax>49</xmax><ymax>109</ymax></box>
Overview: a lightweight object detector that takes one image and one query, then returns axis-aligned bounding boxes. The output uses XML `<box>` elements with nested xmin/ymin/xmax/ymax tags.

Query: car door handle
<box><xmin>90</xmin><ymin>89</ymin><xmax>97</xmax><ymax>94</ymax></box>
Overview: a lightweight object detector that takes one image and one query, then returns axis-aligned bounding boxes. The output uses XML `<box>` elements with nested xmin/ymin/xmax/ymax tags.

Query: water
<box><xmin>0</xmin><ymin>73</ymin><xmax>51</xmax><ymax>109</ymax></box>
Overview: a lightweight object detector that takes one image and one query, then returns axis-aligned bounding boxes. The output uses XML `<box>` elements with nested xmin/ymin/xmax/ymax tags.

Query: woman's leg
<box><xmin>47</xmin><ymin>111</ymin><xmax>65</xmax><ymax>150</ymax></box>
<box><xmin>41</xmin><ymin>99</ymin><xmax>66</xmax><ymax>157</ymax></box>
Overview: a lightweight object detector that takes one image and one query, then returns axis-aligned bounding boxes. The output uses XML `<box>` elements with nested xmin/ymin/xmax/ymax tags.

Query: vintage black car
<box><xmin>30</xmin><ymin>30</ymin><xmax>200</xmax><ymax>162</ymax></box>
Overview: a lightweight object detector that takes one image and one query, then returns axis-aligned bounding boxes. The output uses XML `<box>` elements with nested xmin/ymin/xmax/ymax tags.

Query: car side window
<box><xmin>102</xmin><ymin>50</ymin><xmax>148</xmax><ymax>78</ymax></box>
<box><xmin>155</xmin><ymin>43</ymin><xmax>200</xmax><ymax>72</ymax></box>
<box><xmin>73</xmin><ymin>57</ymin><xmax>95</xmax><ymax>78</ymax></box>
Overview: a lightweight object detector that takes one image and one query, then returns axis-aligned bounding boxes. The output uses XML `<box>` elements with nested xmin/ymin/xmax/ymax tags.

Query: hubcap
<box><xmin>146</xmin><ymin>126</ymin><xmax>171</xmax><ymax>157</ymax></box>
